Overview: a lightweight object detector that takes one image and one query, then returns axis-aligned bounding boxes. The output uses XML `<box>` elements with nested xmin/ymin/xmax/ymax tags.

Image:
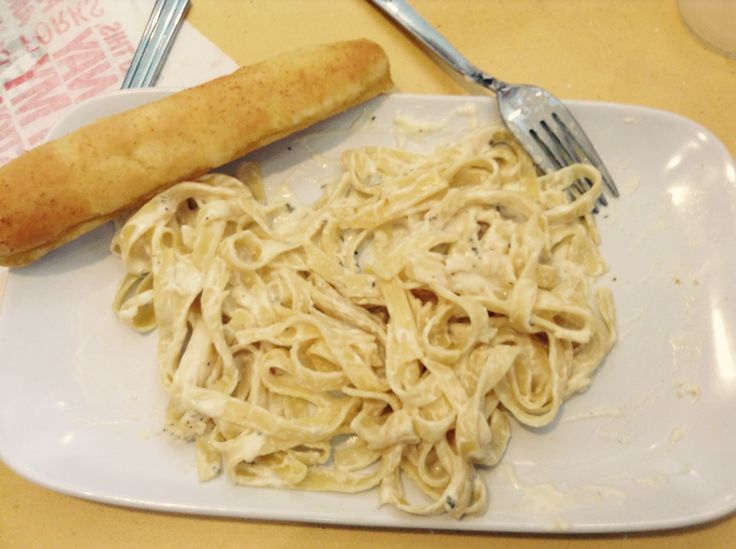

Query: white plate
<box><xmin>1</xmin><ymin>91</ymin><xmax>735</xmax><ymax>533</ymax></box>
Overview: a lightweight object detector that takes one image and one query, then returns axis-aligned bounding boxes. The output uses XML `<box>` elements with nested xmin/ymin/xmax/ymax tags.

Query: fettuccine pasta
<box><xmin>112</xmin><ymin>125</ymin><xmax>616</xmax><ymax>518</ymax></box>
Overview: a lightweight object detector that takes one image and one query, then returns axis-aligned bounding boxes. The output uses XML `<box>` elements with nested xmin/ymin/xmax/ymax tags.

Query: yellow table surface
<box><xmin>2</xmin><ymin>1</ymin><xmax>735</xmax><ymax>547</ymax></box>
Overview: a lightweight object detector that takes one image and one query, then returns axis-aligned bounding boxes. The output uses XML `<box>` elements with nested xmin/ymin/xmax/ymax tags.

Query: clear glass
<box><xmin>679</xmin><ymin>0</ymin><xmax>736</xmax><ymax>58</ymax></box>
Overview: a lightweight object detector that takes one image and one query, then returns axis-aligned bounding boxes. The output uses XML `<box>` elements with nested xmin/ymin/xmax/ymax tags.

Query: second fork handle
<box><xmin>369</xmin><ymin>0</ymin><xmax>507</xmax><ymax>93</ymax></box>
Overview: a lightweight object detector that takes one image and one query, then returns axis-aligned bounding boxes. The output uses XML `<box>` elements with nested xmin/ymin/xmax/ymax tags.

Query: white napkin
<box><xmin>0</xmin><ymin>0</ymin><xmax>238</xmax><ymax>301</ymax></box>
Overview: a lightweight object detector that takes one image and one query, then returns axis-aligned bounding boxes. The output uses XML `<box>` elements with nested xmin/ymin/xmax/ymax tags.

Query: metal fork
<box><xmin>369</xmin><ymin>0</ymin><xmax>619</xmax><ymax>210</ymax></box>
<box><xmin>121</xmin><ymin>0</ymin><xmax>190</xmax><ymax>89</ymax></box>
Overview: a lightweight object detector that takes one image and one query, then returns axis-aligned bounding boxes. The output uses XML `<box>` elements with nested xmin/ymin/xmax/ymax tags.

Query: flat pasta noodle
<box><xmin>112</xmin><ymin>125</ymin><xmax>616</xmax><ymax>518</ymax></box>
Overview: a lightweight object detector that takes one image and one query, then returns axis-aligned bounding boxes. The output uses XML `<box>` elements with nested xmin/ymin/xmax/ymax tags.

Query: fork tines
<box><xmin>530</xmin><ymin>111</ymin><xmax>619</xmax><ymax>211</ymax></box>
<box><xmin>122</xmin><ymin>0</ymin><xmax>191</xmax><ymax>89</ymax></box>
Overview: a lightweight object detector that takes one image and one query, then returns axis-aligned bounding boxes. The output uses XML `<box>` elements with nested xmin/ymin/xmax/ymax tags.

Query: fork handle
<box><xmin>370</xmin><ymin>0</ymin><xmax>506</xmax><ymax>93</ymax></box>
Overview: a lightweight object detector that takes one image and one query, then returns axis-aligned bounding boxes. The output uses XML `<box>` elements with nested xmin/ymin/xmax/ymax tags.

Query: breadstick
<box><xmin>0</xmin><ymin>39</ymin><xmax>392</xmax><ymax>266</ymax></box>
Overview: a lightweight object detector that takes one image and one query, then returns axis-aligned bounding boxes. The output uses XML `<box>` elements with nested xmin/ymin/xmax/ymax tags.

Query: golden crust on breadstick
<box><xmin>0</xmin><ymin>39</ymin><xmax>392</xmax><ymax>267</ymax></box>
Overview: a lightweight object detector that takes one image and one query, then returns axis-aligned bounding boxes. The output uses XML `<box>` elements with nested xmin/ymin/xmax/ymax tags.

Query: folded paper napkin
<box><xmin>0</xmin><ymin>0</ymin><xmax>239</xmax><ymax>298</ymax></box>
